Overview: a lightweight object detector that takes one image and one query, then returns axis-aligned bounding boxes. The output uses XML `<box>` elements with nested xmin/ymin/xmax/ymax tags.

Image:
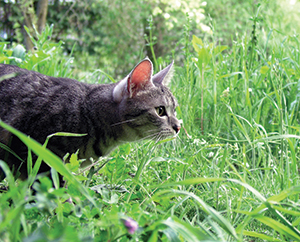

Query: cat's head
<box><xmin>113</xmin><ymin>58</ymin><xmax>181</xmax><ymax>142</ymax></box>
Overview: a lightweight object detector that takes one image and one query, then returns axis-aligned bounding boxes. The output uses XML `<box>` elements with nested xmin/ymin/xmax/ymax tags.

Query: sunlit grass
<box><xmin>1</xmin><ymin>7</ymin><xmax>300</xmax><ymax>242</ymax></box>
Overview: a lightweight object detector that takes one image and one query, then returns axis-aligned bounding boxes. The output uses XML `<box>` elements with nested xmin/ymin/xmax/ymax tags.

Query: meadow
<box><xmin>1</xmin><ymin>2</ymin><xmax>300</xmax><ymax>241</ymax></box>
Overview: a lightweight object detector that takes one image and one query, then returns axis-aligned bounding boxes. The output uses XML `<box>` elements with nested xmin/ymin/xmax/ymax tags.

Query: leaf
<box><xmin>162</xmin><ymin>217</ymin><xmax>216</xmax><ymax>241</ymax></box>
<box><xmin>228</xmin><ymin>179</ymin><xmax>266</xmax><ymax>202</ymax></box>
<box><xmin>0</xmin><ymin>120</ymin><xmax>99</xmax><ymax>211</ymax></box>
<box><xmin>267</xmin><ymin>185</ymin><xmax>300</xmax><ymax>203</ymax></box>
<box><xmin>0</xmin><ymin>72</ymin><xmax>19</xmax><ymax>82</ymax></box>
<box><xmin>51</xmin><ymin>168</ymin><xmax>60</xmax><ymax>189</ymax></box>
<box><xmin>161</xmin><ymin>227</ymin><xmax>181</xmax><ymax>242</ymax></box>
<box><xmin>0</xmin><ymin>56</ymin><xmax>9</xmax><ymax>63</ymax></box>
<box><xmin>154</xmin><ymin>189</ymin><xmax>238</xmax><ymax>240</ymax></box>
<box><xmin>0</xmin><ymin>160</ymin><xmax>15</xmax><ymax>188</ymax></box>
<box><xmin>213</xmin><ymin>45</ymin><xmax>228</xmax><ymax>56</ymax></box>
<box><xmin>148</xmin><ymin>228</ymin><xmax>159</xmax><ymax>242</ymax></box>
<box><xmin>192</xmin><ymin>35</ymin><xmax>203</xmax><ymax>53</ymax></box>
<box><xmin>254</xmin><ymin>214</ymin><xmax>300</xmax><ymax>241</ymax></box>
<box><xmin>66</xmin><ymin>152</ymin><xmax>80</xmax><ymax>172</ymax></box>
<box><xmin>197</xmin><ymin>46</ymin><xmax>211</xmax><ymax>71</ymax></box>
<box><xmin>93</xmin><ymin>69</ymin><xmax>116</xmax><ymax>83</ymax></box>
<box><xmin>0</xmin><ymin>204</ymin><xmax>24</xmax><ymax>233</ymax></box>
<box><xmin>218</xmin><ymin>72</ymin><xmax>243</xmax><ymax>79</ymax></box>
<box><xmin>242</xmin><ymin>230</ymin><xmax>281</xmax><ymax>241</ymax></box>
<box><xmin>158</xmin><ymin>177</ymin><xmax>225</xmax><ymax>187</ymax></box>
<box><xmin>260</xmin><ymin>65</ymin><xmax>270</xmax><ymax>74</ymax></box>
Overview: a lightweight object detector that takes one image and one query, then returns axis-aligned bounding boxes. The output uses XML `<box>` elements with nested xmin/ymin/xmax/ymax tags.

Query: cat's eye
<box><xmin>156</xmin><ymin>106</ymin><xmax>166</xmax><ymax>117</ymax></box>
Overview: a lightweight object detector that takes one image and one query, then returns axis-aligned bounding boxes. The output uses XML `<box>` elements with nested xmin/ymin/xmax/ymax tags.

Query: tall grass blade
<box><xmin>0</xmin><ymin>120</ymin><xmax>98</xmax><ymax>210</ymax></box>
<box><xmin>162</xmin><ymin>217</ymin><xmax>218</xmax><ymax>241</ymax></box>
<box><xmin>154</xmin><ymin>189</ymin><xmax>238</xmax><ymax>240</ymax></box>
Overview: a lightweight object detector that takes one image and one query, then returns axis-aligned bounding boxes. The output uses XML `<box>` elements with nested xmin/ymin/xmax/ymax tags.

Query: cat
<box><xmin>0</xmin><ymin>58</ymin><xmax>180</xmax><ymax>180</ymax></box>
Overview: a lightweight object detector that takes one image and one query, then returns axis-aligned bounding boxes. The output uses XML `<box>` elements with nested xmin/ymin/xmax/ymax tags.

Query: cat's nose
<box><xmin>173</xmin><ymin>124</ymin><xmax>181</xmax><ymax>133</ymax></box>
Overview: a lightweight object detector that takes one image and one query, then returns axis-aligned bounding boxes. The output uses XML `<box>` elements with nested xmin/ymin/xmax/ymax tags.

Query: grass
<box><xmin>1</xmin><ymin>7</ymin><xmax>300</xmax><ymax>242</ymax></box>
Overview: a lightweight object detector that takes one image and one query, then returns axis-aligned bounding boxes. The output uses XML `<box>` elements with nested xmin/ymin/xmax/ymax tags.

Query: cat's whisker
<box><xmin>111</xmin><ymin>119</ymin><xmax>137</xmax><ymax>127</ymax></box>
<box><xmin>142</xmin><ymin>131</ymin><xmax>165</xmax><ymax>142</ymax></box>
<box><xmin>155</xmin><ymin>135</ymin><xmax>161</xmax><ymax>143</ymax></box>
<box><xmin>140</xmin><ymin>133</ymin><xmax>159</xmax><ymax>141</ymax></box>
<box><xmin>144</xmin><ymin>129</ymin><xmax>160</xmax><ymax>134</ymax></box>
<box><xmin>118</xmin><ymin>132</ymin><xmax>158</xmax><ymax>144</ymax></box>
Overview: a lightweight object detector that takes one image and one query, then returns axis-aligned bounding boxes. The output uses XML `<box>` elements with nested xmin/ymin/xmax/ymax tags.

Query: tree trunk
<box><xmin>37</xmin><ymin>0</ymin><xmax>48</xmax><ymax>34</ymax></box>
<box><xmin>20</xmin><ymin>0</ymin><xmax>49</xmax><ymax>51</ymax></box>
<box><xmin>20</xmin><ymin>0</ymin><xmax>36</xmax><ymax>51</ymax></box>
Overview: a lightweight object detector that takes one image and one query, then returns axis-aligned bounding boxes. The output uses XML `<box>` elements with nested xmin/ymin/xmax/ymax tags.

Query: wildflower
<box><xmin>208</xmin><ymin>151</ymin><xmax>214</xmax><ymax>158</ymax></box>
<box><xmin>121</xmin><ymin>217</ymin><xmax>138</xmax><ymax>234</ymax></box>
<box><xmin>221</xmin><ymin>87</ymin><xmax>230</xmax><ymax>98</ymax></box>
<box><xmin>193</xmin><ymin>138</ymin><xmax>206</xmax><ymax>145</ymax></box>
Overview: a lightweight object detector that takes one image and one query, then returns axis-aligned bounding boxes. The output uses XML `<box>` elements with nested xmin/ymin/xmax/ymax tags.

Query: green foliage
<box><xmin>0</xmin><ymin>24</ymin><xmax>73</xmax><ymax>78</ymax></box>
<box><xmin>0</xmin><ymin>0</ymin><xmax>208</xmax><ymax>77</ymax></box>
<box><xmin>1</xmin><ymin>1</ymin><xmax>300</xmax><ymax>242</ymax></box>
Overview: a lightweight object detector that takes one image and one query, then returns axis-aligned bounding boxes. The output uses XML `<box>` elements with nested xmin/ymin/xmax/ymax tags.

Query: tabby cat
<box><xmin>0</xmin><ymin>58</ymin><xmax>180</xmax><ymax>179</ymax></box>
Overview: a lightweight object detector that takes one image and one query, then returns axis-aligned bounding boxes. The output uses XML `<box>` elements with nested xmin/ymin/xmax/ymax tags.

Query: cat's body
<box><xmin>0</xmin><ymin>58</ymin><xmax>180</xmax><ymax>179</ymax></box>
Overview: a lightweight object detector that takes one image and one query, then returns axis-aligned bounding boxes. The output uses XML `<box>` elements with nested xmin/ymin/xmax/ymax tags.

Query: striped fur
<box><xmin>0</xmin><ymin>58</ymin><xmax>180</xmax><ymax>179</ymax></box>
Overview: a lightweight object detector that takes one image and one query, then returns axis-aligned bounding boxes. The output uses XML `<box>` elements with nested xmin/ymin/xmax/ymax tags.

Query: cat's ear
<box><xmin>152</xmin><ymin>60</ymin><xmax>174</xmax><ymax>86</ymax></box>
<box><xmin>113</xmin><ymin>58</ymin><xmax>154</xmax><ymax>103</ymax></box>
<box><xmin>127</xmin><ymin>57</ymin><xmax>153</xmax><ymax>97</ymax></box>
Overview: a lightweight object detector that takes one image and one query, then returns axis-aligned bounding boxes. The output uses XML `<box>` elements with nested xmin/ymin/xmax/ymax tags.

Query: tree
<box><xmin>0</xmin><ymin>0</ymin><xmax>209</xmax><ymax>75</ymax></box>
<box><xmin>19</xmin><ymin>0</ymin><xmax>48</xmax><ymax>50</ymax></box>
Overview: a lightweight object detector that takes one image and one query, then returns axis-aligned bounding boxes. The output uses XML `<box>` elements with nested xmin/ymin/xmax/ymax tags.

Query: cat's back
<box><xmin>0</xmin><ymin>64</ymin><xmax>86</xmax><ymax>95</ymax></box>
<box><xmin>0</xmin><ymin>64</ymin><xmax>91</xmax><ymax>136</ymax></box>
<box><xmin>0</xmin><ymin>64</ymin><xmax>93</xmax><ymax>109</ymax></box>
<box><xmin>0</xmin><ymin>64</ymin><xmax>95</xmax><ymax>175</ymax></box>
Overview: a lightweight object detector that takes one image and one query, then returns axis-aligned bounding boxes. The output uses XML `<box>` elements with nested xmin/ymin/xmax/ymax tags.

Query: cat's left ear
<box><xmin>152</xmin><ymin>60</ymin><xmax>174</xmax><ymax>86</ymax></box>
<box><xmin>127</xmin><ymin>57</ymin><xmax>154</xmax><ymax>97</ymax></box>
<box><xmin>113</xmin><ymin>58</ymin><xmax>154</xmax><ymax>103</ymax></box>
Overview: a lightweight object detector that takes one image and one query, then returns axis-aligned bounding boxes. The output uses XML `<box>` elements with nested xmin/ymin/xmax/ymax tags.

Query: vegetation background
<box><xmin>1</xmin><ymin>0</ymin><xmax>300</xmax><ymax>241</ymax></box>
